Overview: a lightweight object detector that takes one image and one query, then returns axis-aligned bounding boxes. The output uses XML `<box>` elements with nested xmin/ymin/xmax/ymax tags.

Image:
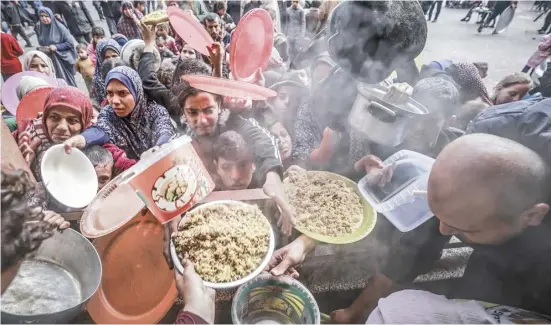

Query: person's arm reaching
<box><xmin>264</xmin><ymin>234</ymin><xmax>317</xmax><ymax>277</ymax></box>
<box><xmin>174</xmin><ymin>260</ymin><xmax>215</xmax><ymax>324</ymax></box>
<box><xmin>137</xmin><ymin>21</ymin><xmax>173</xmax><ymax>109</ymax></box>
<box><xmin>62</xmin><ymin>127</ymin><xmax>109</xmax><ymax>153</ymax></box>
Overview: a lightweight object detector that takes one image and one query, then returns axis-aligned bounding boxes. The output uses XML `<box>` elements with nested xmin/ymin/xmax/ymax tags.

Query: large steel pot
<box><xmin>349</xmin><ymin>84</ymin><xmax>428</xmax><ymax>147</ymax></box>
<box><xmin>1</xmin><ymin>229</ymin><xmax>102</xmax><ymax>324</ymax></box>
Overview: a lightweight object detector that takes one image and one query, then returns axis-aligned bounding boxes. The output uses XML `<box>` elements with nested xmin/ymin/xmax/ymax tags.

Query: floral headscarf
<box><xmin>92</xmin><ymin>39</ymin><xmax>121</xmax><ymax>104</ymax></box>
<box><xmin>95</xmin><ymin>66</ymin><xmax>175</xmax><ymax>159</ymax></box>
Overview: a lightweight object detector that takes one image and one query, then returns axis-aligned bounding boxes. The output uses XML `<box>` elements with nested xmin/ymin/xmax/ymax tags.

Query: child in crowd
<box><xmin>75</xmin><ymin>43</ymin><xmax>95</xmax><ymax>96</ymax></box>
<box><xmin>156</xmin><ymin>23</ymin><xmax>179</xmax><ymax>55</ymax></box>
<box><xmin>213</xmin><ymin>1</ymin><xmax>235</xmax><ymax>32</ymax></box>
<box><xmin>88</xmin><ymin>26</ymin><xmax>106</xmax><ymax>65</ymax></box>
<box><xmin>267</xmin><ymin>120</ymin><xmax>293</xmax><ymax>166</ymax></box>
<box><xmin>156</xmin><ymin>36</ymin><xmax>176</xmax><ymax>59</ymax></box>
<box><xmin>83</xmin><ymin>145</ymin><xmax>137</xmax><ymax>191</ymax></box>
<box><xmin>212</xmin><ymin>131</ymin><xmax>257</xmax><ymax>191</ymax></box>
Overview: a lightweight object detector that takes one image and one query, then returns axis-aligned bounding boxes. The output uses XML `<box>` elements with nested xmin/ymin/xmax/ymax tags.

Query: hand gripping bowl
<box><xmin>231</xmin><ymin>274</ymin><xmax>321</xmax><ymax>324</ymax></box>
<box><xmin>1</xmin><ymin>229</ymin><xmax>102</xmax><ymax>324</ymax></box>
<box><xmin>170</xmin><ymin>200</ymin><xmax>275</xmax><ymax>289</ymax></box>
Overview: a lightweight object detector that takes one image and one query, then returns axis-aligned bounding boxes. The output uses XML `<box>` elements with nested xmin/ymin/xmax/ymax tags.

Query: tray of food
<box><xmin>170</xmin><ymin>200</ymin><xmax>275</xmax><ymax>289</ymax></box>
<box><xmin>141</xmin><ymin>10</ymin><xmax>168</xmax><ymax>25</ymax></box>
<box><xmin>284</xmin><ymin>168</ymin><xmax>377</xmax><ymax>244</ymax></box>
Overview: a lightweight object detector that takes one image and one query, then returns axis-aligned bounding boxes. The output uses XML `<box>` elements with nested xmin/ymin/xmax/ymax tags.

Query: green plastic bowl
<box><xmin>231</xmin><ymin>274</ymin><xmax>320</xmax><ymax>324</ymax></box>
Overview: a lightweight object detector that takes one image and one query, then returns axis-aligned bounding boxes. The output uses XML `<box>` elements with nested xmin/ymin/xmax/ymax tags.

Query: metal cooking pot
<box><xmin>1</xmin><ymin>229</ymin><xmax>102</xmax><ymax>324</ymax></box>
<box><xmin>349</xmin><ymin>84</ymin><xmax>428</xmax><ymax>147</ymax></box>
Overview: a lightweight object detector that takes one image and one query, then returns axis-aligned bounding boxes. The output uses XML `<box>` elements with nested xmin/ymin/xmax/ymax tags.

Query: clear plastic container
<box><xmin>358</xmin><ymin>150</ymin><xmax>435</xmax><ymax>232</ymax></box>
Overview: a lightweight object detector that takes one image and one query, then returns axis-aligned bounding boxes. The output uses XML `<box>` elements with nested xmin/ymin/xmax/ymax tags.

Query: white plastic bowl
<box><xmin>170</xmin><ymin>200</ymin><xmax>275</xmax><ymax>289</ymax></box>
<box><xmin>41</xmin><ymin>144</ymin><xmax>98</xmax><ymax>208</ymax></box>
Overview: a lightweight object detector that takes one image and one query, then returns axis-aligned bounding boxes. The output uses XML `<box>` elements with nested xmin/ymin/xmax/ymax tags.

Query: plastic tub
<box><xmin>358</xmin><ymin>150</ymin><xmax>435</xmax><ymax>232</ymax></box>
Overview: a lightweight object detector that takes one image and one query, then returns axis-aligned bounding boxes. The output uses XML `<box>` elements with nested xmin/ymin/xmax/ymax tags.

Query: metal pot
<box><xmin>1</xmin><ymin>229</ymin><xmax>102</xmax><ymax>324</ymax></box>
<box><xmin>348</xmin><ymin>84</ymin><xmax>428</xmax><ymax>147</ymax></box>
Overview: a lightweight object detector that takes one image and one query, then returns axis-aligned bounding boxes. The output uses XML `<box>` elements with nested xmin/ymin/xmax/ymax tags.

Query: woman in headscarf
<box><xmin>14</xmin><ymin>87</ymin><xmax>108</xmax><ymax>181</ymax></box>
<box><xmin>95</xmin><ymin>66</ymin><xmax>175</xmax><ymax>159</ymax></box>
<box><xmin>35</xmin><ymin>7</ymin><xmax>77</xmax><ymax>87</ymax></box>
<box><xmin>92</xmin><ymin>39</ymin><xmax>121</xmax><ymax>105</ymax></box>
<box><xmin>21</xmin><ymin>50</ymin><xmax>56</xmax><ymax>78</ymax></box>
<box><xmin>116</xmin><ymin>1</ymin><xmax>143</xmax><ymax>40</ymax></box>
<box><xmin>446</xmin><ymin>62</ymin><xmax>492</xmax><ymax>105</ymax></box>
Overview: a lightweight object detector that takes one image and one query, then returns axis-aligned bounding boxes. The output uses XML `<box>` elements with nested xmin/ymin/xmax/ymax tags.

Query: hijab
<box><xmin>16</xmin><ymin>87</ymin><xmax>93</xmax><ymax>177</ymax></box>
<box><xmin>95</xmin><ymin>66</ymin><xmax>175</xmax><ymax>159</ymax></box>
<box><xmin>36</xmin><ymin>7</ymin><xmax>76</xmax><ymax>65</ymax></box>
<box><xmin>21</xmin><ymin>50</ymin><xmax>56</xmax><ymax>77</ymax></box>
<box><xmin>116</xmin><ymin>1</ymin><xmax>143</xmax><ymax>40</ymax></box>
<box><xmin>92</xmin><ymin>39</ymin><xmax>121</xmax><ymax>104</ymax></box>
<box><xmin>446</xmin><ymin>62</ymin><xmax>492</xmax><ymax>105</ymax></box>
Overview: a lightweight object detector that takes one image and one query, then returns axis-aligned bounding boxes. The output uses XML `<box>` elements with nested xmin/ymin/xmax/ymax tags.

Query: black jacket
<box><xmin>467</xmin><ymin>98</ymin><xmax>551</xmax><ymax>165</ymax></box>
<box><xmin>56</xmin><ymin>1</ymin><xmax>94</xmax><ymax>36</ymax></box>
<box><xmin>3</xmin><ymin>2</ymin><xmax>25</xmax><ymax>26</ymax></box>
<box><xmin>137</xmin><ymin>52</ymin><xmax>173</xmax><ymax>114</ymax></box>
<box><xmin>100</xmin><ymin>1</ymin><xmax>121</xmax><ymax>20</ymax></box>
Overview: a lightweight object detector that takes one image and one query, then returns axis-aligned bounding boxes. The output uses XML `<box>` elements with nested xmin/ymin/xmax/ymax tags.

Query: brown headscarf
<box><xmin>447</xmin><ymin>62</ymin><xmax>492</xmax><ymax>105</ymax></box>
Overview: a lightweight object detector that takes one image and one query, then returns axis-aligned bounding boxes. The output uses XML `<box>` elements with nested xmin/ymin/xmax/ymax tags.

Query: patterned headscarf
<box><xmin>447</xmin><ymin>62</ymin><xmax>491</xmax><ymax>105</ymax></box>
<box><xmin>92</xmin><ymin>39</ymin><xmax>121</xmax><ymax>104</ymax></box>
<box><xmin>16</xmin><ymin>87</ymin><xmax>93</xmax><ymax>178</ymax></box>
<box><xmin>95</xmin><ymin>66</ymin><xmax>175</xmax><ymax>159</ymax></box>
<box><xmin>116</xmin><ymin>1</ymin><xmax>143</xmax><ymax>40</ymax></box>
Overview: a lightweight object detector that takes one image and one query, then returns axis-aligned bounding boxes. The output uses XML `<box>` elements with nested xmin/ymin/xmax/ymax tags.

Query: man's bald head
<box><xmin>428</xmin><ymin>134</ymin><xmax>550</xmax><ymax>244</ymax></box>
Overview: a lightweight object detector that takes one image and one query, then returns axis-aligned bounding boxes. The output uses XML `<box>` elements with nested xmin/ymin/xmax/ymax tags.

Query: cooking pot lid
<box><xmin>357</xmin><ymin>83</ymin><xmax>428</xmax><ymax>116</ymax></box>
<box><xmin>81</xmin><ymin>171</ymin><xmax>145</xmax><ymax>238</ymax></box>
<box><xmin>87</xmin><ymin>211</ymin><xmax>177</xmax><ymax>324</ymax></box>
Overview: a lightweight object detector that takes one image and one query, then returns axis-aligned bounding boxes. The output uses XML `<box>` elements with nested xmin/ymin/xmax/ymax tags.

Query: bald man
<box><xmin>334</xmin><ymin>134</ymin><xmax>551</xmax><ymax>323</ymax></box>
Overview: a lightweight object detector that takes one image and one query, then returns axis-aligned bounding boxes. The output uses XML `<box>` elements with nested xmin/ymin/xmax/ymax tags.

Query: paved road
<box><xmin>11</xmin><ymin>1</ymin><xmax>542</xmax><ymax>93</ymax></box>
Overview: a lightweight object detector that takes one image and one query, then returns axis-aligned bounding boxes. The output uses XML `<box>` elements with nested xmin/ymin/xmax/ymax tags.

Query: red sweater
<box><xmin>1</xmin><ymin>32</ymin><xmax>23</xmax><ymax>74</ymax></box>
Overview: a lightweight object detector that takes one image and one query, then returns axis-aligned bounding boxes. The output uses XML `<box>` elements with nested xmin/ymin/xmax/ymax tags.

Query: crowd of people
<box><xmin>2</xmin><ymin>0</ymin><xmax>551</xmax><ymax>324</ymax></box>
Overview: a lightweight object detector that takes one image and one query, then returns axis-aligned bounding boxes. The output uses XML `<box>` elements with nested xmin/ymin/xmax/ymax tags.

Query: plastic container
<box><xmin>127</xmin><ymin>136</ymin><xmax>215</xmax><ymax>224</ymax></box>
<box><xmin>358</xmin><ymin>150</ymin><xmax>435</xmax><ymax>232</ymax></box>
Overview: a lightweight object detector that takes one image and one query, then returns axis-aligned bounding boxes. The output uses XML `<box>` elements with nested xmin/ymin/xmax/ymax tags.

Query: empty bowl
<box><xmin>41</xmin><ymin>144</ymin><xmax>98</xmax><ymax>208</ymax></box>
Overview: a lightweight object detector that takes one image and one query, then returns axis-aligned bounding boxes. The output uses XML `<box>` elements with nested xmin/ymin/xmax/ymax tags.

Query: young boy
<box><xmin>212</xmin><ymin>131</ymin><xmax>257</xmax><ymax>191</ymax></box>
<box><xmin>156</xmin><ymin>36</ymin><xmax>176</xmax><ymax>59</ymax></box>
<box><xmin>88</xmin><ymin>26</ymin><xmax>105</xmax><ymax>65</ymax></box>
<box><xmin>75</xmin><ymin>43</ymin><xmax>95</xmax><ymax>96</ymax></box>
<box><xmin>213</xmin><ymin>1</ymin><xmax>235</xmax><ymax>32</ymax></box>
<box><xmin>156</xmin><ymin>23</ymin><xmax>179</xmax><ymax>55</ymax></box>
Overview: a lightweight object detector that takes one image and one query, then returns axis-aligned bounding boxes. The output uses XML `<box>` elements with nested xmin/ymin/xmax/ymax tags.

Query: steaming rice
<box><xmin>284</xmin><ymin>169</ymin><xmax>363</xmax><ymax>237</ymax></box>
<box><xmin>173</xmin><ymin>203</ymin><xmax>270</xmax><ymax>283</ymax></box>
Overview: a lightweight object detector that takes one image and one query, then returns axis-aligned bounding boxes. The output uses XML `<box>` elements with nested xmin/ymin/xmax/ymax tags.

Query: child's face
<box><xmin>180</xmin><ymin>44</ymin><xmax>196</xmax><ymax>59</ymax></box>
<box><xmin>93</xmin><ymin>35</ymin><xmax>104</xmax><ymax>45</ymax></box>
<box><xmin>291</xmin><ymin>0</ymin><xmax>299</xmax><ymax>8</ymax></box>
<box><xmin>78</xmin><ymin>48</ymin><xmax>88</xmax><ymax>60</ymax></box>
<box><xmin>157</xmin><ymin>26</ymin><xmax>168</xmax><ymax>37</ymax></box>
<box><xmin>215</xmin><ymin>156</ymin><xmax>255</xmax><ymax>191</ymax></box>
<box><xmin>156</xmin><ymin>40</ymin><xmax>166</xmax><ymax>52</ymax></box>
<box><xmin>270</xmin><ymin>122</ymin><xmax>292</xmax><ymax>161</ymax></box>
<box><xmin>217</xmin><ymin>8</ymin><xmax>226</xmax><ymax>16</ymax></box>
